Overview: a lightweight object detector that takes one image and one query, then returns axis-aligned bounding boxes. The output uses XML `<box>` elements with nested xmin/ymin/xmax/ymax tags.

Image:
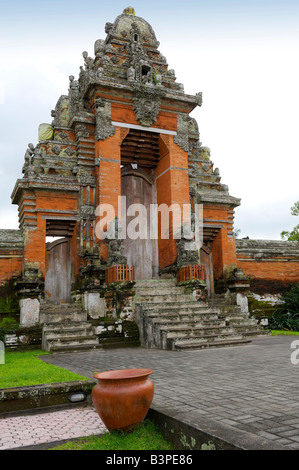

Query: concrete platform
<box><xmin>1</xmin><ymin>335</ymin><xmax>299</xmax><ymax>450</ymax></box>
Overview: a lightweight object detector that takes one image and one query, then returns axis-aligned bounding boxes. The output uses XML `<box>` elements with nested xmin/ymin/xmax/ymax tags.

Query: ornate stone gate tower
<box><xmin>11</xmin><ymin>7</ymin><xmax>242</xmax><ymax>331</ymax></box>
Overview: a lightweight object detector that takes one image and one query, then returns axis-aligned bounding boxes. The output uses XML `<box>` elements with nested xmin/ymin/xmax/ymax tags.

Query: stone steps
<box><xmin>174</xmin><ymin>337</ymin><xmax>251</xmax><ymax>351</ymax></box>
<box><xmin>134</xmin><ymin>280</ymin><xmax>258</xmax><ymax>351</ymax></box>
<box><xmin>41</xmin><ymin>303</ymin><xmax>100</xmax><ymax>352</ymax></box>
<box><xmin>40</xmin><ymin>303</ymin><xmax>87</xmax><ymax>324</ymax></box>
<box><xmin>135</xmin><ymin>293</ymin><xmax>193</xmax><ymax>303</ymax></box>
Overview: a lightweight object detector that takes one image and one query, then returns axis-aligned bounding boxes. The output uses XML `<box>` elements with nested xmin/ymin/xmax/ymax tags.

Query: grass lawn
<box><xmin>51</xmin><ymin>420</ymin><xmax>174</xmax><ymax>450</ymax></box>
<box><xmin>0</xmin><ymin>349</ymin><xmax>89</xmax><ymax>388</ymax></box>
<box><xmin>271</xmin><ymin>330</ymin><xmax>299</xmax><ymax>336</ymax></box>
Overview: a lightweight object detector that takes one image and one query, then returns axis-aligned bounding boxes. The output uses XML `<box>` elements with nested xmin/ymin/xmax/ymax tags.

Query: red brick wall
<box><xmin>0</xmin><ymin>255</ymin><xmax>23</xmax><ymax>284</ymax></box>
<box><xmin>236</xmin><ymin>239</ymin><xmax>299</xmax><ymax>294</ymax></box>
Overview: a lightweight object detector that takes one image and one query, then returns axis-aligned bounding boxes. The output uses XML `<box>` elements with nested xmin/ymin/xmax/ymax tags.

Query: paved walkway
<box><xmin>1</xmin><ymin>335</ymin><xmax>299</xmax><ymax>450</ymax></box>
<box><xmin>0</xmin><ymin>406</ymin><xmax>107</xmax><ymax>450</ymax></box>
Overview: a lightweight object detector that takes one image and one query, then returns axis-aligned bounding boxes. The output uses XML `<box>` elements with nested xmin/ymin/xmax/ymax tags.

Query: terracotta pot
<box><xmin>92</xmin><ymin>368</ymin><xmax>154</xmax><ymax>432</ymax></box>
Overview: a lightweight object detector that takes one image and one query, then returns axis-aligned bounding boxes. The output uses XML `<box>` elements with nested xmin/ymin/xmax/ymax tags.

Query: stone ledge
<box><xmin>148</xmin><ymin>404</ymin><xmax>287</xmax><ymax>451</ymax></box>
<box><xmin>0</xmin><ymin>380</ymin><xmax>94</xmax><ymax>414</ymax></box>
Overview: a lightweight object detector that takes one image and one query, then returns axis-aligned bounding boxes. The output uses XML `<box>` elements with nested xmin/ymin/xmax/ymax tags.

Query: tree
<box><xmin>281</xmin><ymin>201</ymin><xmax>299</xmax><ymax>241</ymax></box>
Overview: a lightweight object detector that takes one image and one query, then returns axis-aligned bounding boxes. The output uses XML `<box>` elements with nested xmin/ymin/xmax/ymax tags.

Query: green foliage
<box><xmin>0</xmin><ymin>317</ymin><xmax>19</xmax><ymax>329</ymax></box>
<box><xmin>267</xmin><ymin>284</ymin><xmax>299</xmax><ymax>331</ymax></box>
<box><xmin>0</xmin><ymin>317</ymin><xmax>20</xmax><ymax>342</ymax></box>
<box><xmin>0</xmin><ymin>349</ymin><xmax>89</xmax><ymax>388</ymax></box>
<box><xmin>291</xmin><ymin>201</ymin><xmax>299</xmax><ymax>216</ymax></box>
<box><xmin>51</xmin><ymin>420</ymin><xmax>174</xmax><ymax>450</ymax></box>
<box><xmin>281</xmin><ymin>225</ymin><xmax>299</xmax><ymax>241</ymax></box>
<box><xmin>271</xmin><ymin>330</ymin><xmax>299</xmax><ymax>336</ymax></box>
<box><xmin>281</xmin><ymin>283</ymin><xmax>299</xmax><ymax>314</ymax></box>
<box><xmin>267</xmin><ymin>312</ymin><xmax>299</xmax><ymax>331</ymax></box>
<box><xmin>281</xmin><ymin>201</ymin><xmax>299</xmax><ymax>241</ymax></box>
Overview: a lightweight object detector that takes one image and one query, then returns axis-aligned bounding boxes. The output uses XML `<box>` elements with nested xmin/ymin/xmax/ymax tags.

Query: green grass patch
<box><xmin>0</xmin><ymin>350</ymin><xmax>89</xmax><ymax>388</ymax></box>
<box><xmin>271</xmin><ymin>330</ymin><xmax>299</xmax><ymax>336</ymax></box>
<box><xmin>51</xmin><ymin>420</ymin><xmax>174</xmax><ymax>450</ymax></box>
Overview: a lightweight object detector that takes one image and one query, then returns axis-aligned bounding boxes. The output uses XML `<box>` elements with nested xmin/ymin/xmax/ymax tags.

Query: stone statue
<box><xmin>127</xmin><ymin>66</ymin><xmax>136</xmax><ymax>82</ymax></box>
<box><xmin>82</xmin><ymin>51</ymin><xmax>94</xmax><ymax>71</ymax></box>
<box><xmin>24</xmin><ymin>143</ymin><xmax>35</xmax><ymax>166</ymax></box>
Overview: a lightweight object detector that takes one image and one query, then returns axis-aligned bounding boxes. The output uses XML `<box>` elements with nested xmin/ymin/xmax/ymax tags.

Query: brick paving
<box><xmin>0</xmin><ymin>406</ymin><xmax>107</xmax><ymax>450</ymax></box>
<box><xmin>40</xmin><ymin>335</ymin><xmax>299</xmax><ymax>450</ymax></box>
<box><xmin>1</xmin><ymin>335</ymin><xmax>299</xmax><ymax>450</ymax></box>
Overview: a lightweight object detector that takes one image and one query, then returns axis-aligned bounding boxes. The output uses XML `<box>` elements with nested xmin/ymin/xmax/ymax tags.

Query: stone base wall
<box><xmin>236</xmin><ymin>239</ymin><xmax>299</xmax><ymax>317</ymax></box>
<box><xmin>236</xmin><ymin>239</ymin><xmax>299</xmax><ymax>295</ymax></box>
<box><xmin>1</xmin><ymin>327</ymin><xmax>42</xmax><ymax>351</ymax></box>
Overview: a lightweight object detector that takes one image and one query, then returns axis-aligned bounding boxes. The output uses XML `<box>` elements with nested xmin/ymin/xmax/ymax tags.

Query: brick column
<box><xmin>94</xmin><ymin>128</ymin><xmax>124</xmax><ymax>262</ymax></box>
<box><xmin>156</xmin><ymin>134</ymin><xmax>191</xmax><ymax>269</ymax></box>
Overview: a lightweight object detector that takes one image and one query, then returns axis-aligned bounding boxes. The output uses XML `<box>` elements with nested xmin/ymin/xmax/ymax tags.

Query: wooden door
<box><xmin>45</xmin><ymin>238</ymin><xmax>71</xmax><ymax>303</ymax></box>
<box><xmin>200</xmin><ymin>243</ymin><xmax>214</xmax><ymax>297</ymax></box>
<box><xmin>121</xmin><ymin>173</ymin><xmax>158</xmax><ymax>280</ymax></box>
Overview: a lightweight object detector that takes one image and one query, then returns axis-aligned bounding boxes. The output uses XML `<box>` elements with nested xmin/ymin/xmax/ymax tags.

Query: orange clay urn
<box><xmin>92</xmin><ymin>369</ymin><xmax>154</xmax><ymax>432</ymax></box>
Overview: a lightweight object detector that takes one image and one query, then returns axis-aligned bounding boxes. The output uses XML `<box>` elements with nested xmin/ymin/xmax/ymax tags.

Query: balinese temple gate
<box><xmin>4</xmin><ymin>8</ymin><xmax>296</xmax><ymax>351</ymax></box>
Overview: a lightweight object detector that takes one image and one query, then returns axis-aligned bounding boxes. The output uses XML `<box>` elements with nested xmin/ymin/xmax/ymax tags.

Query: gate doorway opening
<box><xmin>121</xmin><ymin>168</ymin><xmax>159</xmax><ymax>280</ymax></box>
<box><xmin>44</xmin><ymin>219</ymin><xmax>76</xmax><ymax>303</ymax></box>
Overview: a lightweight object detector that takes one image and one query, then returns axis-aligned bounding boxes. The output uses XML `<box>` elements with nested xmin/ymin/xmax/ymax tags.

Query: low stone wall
<box><xmin>0</xmin><ymin>381</ymin><xmax>94</xmax><ymax>414</ymax></box>
<box><xmin>1</xmin><ymin>326</ymin><xmax>42</xmax><ymax>351</ymax></box>
<box><xmin>236</xmin><ymin>239</ymin><xmax>299</xmax><ymax>295</ymax></box>
<box><xmin>236</xmin><ymin>239</ymin><xmax>299</xmax><ymax>318</ymax></box>
<box><xmin>93</xmin><ymin>319</ymin><xmax>140</xmax><ymax>348</ymax></box>
<box><xmin>147</xmin><ymin>405</ymin><xmax>286</xmax><ymax>450</ymax></box>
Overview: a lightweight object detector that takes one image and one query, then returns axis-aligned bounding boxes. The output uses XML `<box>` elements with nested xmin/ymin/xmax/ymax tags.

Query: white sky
<box><xmin>0</xmin><ymin>0</ymin><xmax>298</xmax><ymax>239</ymax></box>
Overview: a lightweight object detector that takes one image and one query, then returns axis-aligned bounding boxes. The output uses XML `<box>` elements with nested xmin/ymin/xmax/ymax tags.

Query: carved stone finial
<box><xmin>123</xmin><ymin>6</ymin><xmax>135</xmax><ymax>15</ymax></box>
<box><xmin>82</xmin><ymin>51</ymin><xmax>94</xmax><ymax>71</ymax></box>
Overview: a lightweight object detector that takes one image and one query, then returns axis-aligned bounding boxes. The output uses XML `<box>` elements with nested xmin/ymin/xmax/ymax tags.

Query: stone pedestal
<box><xmin>15</xmin><ymin>268</ymin><xmax>43</xmax><ymax>327</ymax></box>
<box><xmin>19</xmin><ymin>298</ymin><xmax>40</xmax><ymax>327</ymax></box>
<box><xmin>227</xmin><ymin>268</ymin><xmax>250</xmax><ymax>314</ymax></box>
<box><xmin>84</xmin><ymin>292</ymin><xmax>106</xmax><ymax>319</ymax></box>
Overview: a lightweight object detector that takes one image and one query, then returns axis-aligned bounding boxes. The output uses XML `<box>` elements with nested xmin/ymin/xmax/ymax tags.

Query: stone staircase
<box><xmin>41</xmin><ymin>303</ymin><xmax>100</xmax><ymax>353</ymax></box>
<box><xmin>209</xmin><ymin>294</ymin><xmax>270</xmax><ymax>340</ymax></box>
<box><xmin>134</xmin><ymin>279</ymin><xmax>266</xmax><ymax>351</ymax></box>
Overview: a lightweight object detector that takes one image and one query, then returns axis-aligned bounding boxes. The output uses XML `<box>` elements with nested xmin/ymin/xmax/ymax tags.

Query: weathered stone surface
<box><xmin>20</xmin><ymin>298</ymin><xmax>40</xmax><ymax>327</ymax></box>
<box><xmin>0</xmin><ymin>381</ymin><xmax>94</xmax><ymax>414</ymax></box>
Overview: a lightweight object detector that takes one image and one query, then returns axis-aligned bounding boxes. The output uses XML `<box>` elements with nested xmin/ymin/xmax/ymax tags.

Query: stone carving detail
<box><xmin>94</xmin><ymin>98</ymin><xmax>115</xmax><ymax>141</ymax></box>
<box><xmin>94</xmin><ymin>39</ymin><xmax>106</xmax><ymax>58</ymax></box>
<box><xmin>105</xmin><ymin>22</ymin><xmax>113</xmax><ymax>34</ymax></box>
<box><xmin>81</xmin><ymin>205</ymin><xmax>95</xmax><ymax>219</ymax></box>
<box><xmin>132</xmin><ymin>84</ymin><xmax>164</xmax><ymax>127</ymax></box>
<box><xmin>69</xmin><ymin>75</ymin><xmax>81</xmax><ymax>119</ymax></box>
<box><xmin>75</xmin><ymin>124</ymin><xmax>90</xmax><ymax>139</ymax></box>
<box><xmin>174</xmin><ymin>113</ymin><xmax>190</xmax><ymax>152</ymax></box>
<box><xmin>127</xmin><ymin>66</ymin><xmax>136</xmax><ymax>82</ymax></box>
<box><xmin>65</xmin><ymin>147</ymin><xmax>75</xmax><ymax>156</ymax></box>
<box><xmin>53</xmin><ymin>145</ymin><xmax>60</xmax><ymax>155</ymax></box>
<box><xmin>22</xmin><ymin>143</ymin><xmax>43</xmax><ymax>178</ymax></box>
<box><xmin>51</xmin><ymin>95</ymin><xmax>69</xmax><ymax>127</ymax></box>
<box><xmin>82</xmin><ymin>51</ymin><xmax>95</xmax><ymax>71</ymax></box>
<box><xmin>176</xmin><ymin>224</ymin><xmax>199</xmax><ymax>267</ymax></box>
<box><xmin>195</xmin><ymin>92</ymin><xmax>203</xmax><ymax>106</ymax></box>
<box><xmin>106</xmin><ymin>219</ymin><xmax>127</xmax><ymax>266</ymax></box>
<box><xmin>77</xmin><ymin>171</ymin><xmax>96</xmax><ymax>186</ymax></box>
